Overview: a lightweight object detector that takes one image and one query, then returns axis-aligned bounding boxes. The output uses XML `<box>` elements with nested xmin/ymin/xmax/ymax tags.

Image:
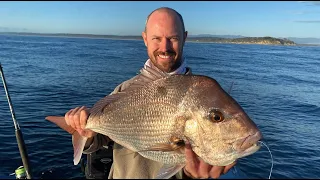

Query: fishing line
<box><xmin>227</xmin><ymin>81</ymin><xmax>234</xmax><ymax>94</ymax></box>
<box><xmin>258</xmin><ymin>141</ymin><xmax>273</xmax><ymax>179</ymax></box>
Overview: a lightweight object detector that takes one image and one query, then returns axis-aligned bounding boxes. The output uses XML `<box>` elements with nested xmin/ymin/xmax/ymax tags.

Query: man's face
<box><xmin>142</xmin><ymin>11</ymin><xmax>187</xmax><ymax>73</ymax></box>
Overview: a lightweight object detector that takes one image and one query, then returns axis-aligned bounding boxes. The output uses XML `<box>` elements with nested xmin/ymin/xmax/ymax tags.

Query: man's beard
<box><xmin>150</xmin><ymin>50</ymin><xmax>182</xmax><ymax>73</ymax></box>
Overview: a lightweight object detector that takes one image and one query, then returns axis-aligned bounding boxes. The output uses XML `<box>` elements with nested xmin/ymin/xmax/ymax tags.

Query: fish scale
<box><xmin>47</xmin><ymin>67</ymin><xmax>262</xmax><ymax>172</ymax></box>
<box><xmin>84</xmin><ymin>74</ymin><xmax>257</xmax><ymax>165</ymax></box>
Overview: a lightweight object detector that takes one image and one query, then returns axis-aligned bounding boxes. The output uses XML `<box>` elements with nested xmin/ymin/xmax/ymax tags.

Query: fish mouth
<box><xmin>234</xmin><ymin>131</ymin><xmax>263</xmax><ymax>157</ymax></box>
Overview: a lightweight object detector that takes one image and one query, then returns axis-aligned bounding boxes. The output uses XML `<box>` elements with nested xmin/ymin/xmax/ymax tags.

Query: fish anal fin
<box><xmin>72</xmin><ymin>131</ymin><xmax>88</xmax><ymax>165</ymax></box>
<box><xmin>45</xmin><ymin>116</ymin><xmax>75</xmax><ymax>134</ymax></box>
<box><xmin>156</xmin><ymin>164</ymin><xmax>185</xmax><ymax>179</ymax></box>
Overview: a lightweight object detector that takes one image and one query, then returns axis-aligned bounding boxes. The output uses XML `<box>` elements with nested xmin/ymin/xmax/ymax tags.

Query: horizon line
<box><xmin>0</xmin><ymin>31</ymin><xmax>319</xmax><ymax>40</ymax></box>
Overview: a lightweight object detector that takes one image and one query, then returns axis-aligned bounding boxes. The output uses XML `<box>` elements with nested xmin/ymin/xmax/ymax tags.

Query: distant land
<box><xmin>284</xmin><ymin>37</ymin><xmax>320</xmax><ymax>45</ymax></box>
<box><xmin>1</xmin><ymin>32</ymin><xmax>320</xmax><ymax>46</ymax></box>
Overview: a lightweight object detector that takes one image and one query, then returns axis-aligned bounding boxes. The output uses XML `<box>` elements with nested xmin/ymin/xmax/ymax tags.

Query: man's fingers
<box><xmin>74</xmin><ymin>106</ymin><xmax>85</xmax><ymax>130</ymax></box>
<box><xmin>184</xmin><ymin>142</ymin><xmax>198</xmax><ymax>168</ymax></box>
<box><xmin>68</xmin><ymin>107</ymin><xmax>80</xmax><ymax>129</ymax></box>
<box><xmin>198</xmin><ymin>160</ymin><xmax>211</xmax><ymax>178</ymax></box>
<box><xmin>70</xmin><ymin>107</ymin><xmax>80</xmax><ymax>116</ymax></box>
<box><xmin>184</xmin><ymin>141</ymin><xmax>199</xmax><ymax>178</ymax></box>
<box><xmin>65</xmin><ymin>109</ymin><xmax>73</xmax><ymax>126</ymax></box>
<box><xmin>209</xmin><ymin>166</ymin><xmax>224</xmax><ymax>179</ymax></box>
<box><xmin>223</xmin><ymin>161</ymin><xmax>237</xmax><ymax>174</ymax></box>
<box><xmin>80</xmin><ymin>106</ymin><xmax>89</xmax><ymax>129</ymax></box>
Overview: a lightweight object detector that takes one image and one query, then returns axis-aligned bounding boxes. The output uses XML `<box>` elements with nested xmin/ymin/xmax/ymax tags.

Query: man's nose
<box><xmin>159</xmin><ymin>38</ymin><xmax>172</xmax><ymax>52</ymax></box>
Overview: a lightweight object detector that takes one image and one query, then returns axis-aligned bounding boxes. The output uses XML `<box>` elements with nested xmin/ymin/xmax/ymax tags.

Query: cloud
<box><xmin>0</xmin><ymin>27</ymin><xmax>10</xmax><ymax>30</ymax></box>
<box><xmin>298</xmin><ymin>1</ymin><xmax>320</xmax><ymax>5</ymax></box>
<box><xmin>311</xmin><ymin>1</ymin><xmax>320</xmax><ymax>5</ymax></box>
<box><xmin>0</xmin><ymin>27</ymin><xmax>29</xmax><ymax>32</ymax></box>
<box><xmin>289</xmin><ymin>10</ymin><xmax>320</xmax><ymax>14</ymax></box>
<box><xmin>294</xmin><ymin>20</ymin><xmax>320</xmax><ymax>23</ymax></box>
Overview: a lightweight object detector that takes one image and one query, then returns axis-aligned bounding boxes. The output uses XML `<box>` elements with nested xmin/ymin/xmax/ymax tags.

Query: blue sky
<box><xmin>0</xmin><ymin>1</ymin><xmax>320</xmax><ymax>38</ymax></box>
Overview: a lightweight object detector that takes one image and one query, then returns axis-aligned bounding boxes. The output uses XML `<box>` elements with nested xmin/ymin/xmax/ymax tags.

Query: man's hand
<box><xmin>65</xmin><ymin>106</ymin><xmax>97</xmax><ymax>138</ymax></box>
<box><xmin>183</xmin><ymin>142</ymin><xmax>236</xmax><ymax>179</ymax></box>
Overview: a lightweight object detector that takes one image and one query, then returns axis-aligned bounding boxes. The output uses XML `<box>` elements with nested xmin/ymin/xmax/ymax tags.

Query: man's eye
<box><xmin>171</xmin><ymin>37</ymin><xmax>179</xmax><ymax>41</ymax></box>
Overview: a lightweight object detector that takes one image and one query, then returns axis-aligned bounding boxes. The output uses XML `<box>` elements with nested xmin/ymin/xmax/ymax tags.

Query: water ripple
<box><xmin>0</xmin><ymin>35</ymin><xmax>319</xmax><ymax>178</ymax></box>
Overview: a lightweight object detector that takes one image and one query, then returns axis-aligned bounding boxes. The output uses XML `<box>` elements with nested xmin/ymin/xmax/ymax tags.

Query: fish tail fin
<box><xmin>72</xmin><ymin>131</ymin><xmax>88</xmax><ymax>165</ymax></box>
<box><xmin>45</xmin><ymin>116</ymin><xmax>75</xmax><ymax>134</ymax></box>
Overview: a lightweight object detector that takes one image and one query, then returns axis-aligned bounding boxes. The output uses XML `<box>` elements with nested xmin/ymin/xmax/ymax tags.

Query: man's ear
<box><xmin>183</xmin><ymin>31</ymin><xmax>188</xmax><ymax>45</ymax></box>
<box><xmin>142</xmin><ymin>31</ymin><xmax>148</xmax><ymax>47</ymax></box>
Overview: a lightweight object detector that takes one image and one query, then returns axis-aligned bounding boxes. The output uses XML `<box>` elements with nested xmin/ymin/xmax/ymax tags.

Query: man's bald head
<box><xmin>144</xmin><ymin>7</ymin><xmax>185</xmax><ymax>34</ymax></box>
<box><xmin>142</xmin><ymin>7</ymin><xmax>187</xmax><ymax>73</ymax></box>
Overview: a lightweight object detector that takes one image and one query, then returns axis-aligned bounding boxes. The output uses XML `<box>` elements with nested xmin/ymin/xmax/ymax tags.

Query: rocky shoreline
<box><xmin>0</xmin><ymin>32</ymin><xmax>297</xmax><ymax>45</ymax></box>
<box><xmin>187</xmin><ymin>36</ymin><xmax>296</xmax><ymax>45</ymax></box>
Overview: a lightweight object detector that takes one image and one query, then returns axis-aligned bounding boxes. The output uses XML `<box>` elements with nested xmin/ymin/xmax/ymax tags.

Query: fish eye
<box><xmin>208</xmin><ymin>109</ymin><xmax>224</xmax><ymax>123</ymax></box>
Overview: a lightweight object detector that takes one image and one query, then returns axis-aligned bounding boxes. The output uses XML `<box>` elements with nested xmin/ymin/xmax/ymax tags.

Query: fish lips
<box><xmin>233</xmin><ymin>131</ymin><xmax>263</xmax><ymax>157</ymax></box>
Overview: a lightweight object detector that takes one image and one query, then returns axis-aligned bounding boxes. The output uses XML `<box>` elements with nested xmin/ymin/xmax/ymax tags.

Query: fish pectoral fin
<box><xmin>144</xmin><ymin>143</ymin><xmax>176</xmax><ymax>152</ymax></box>
<box><xmin>142</xmin><ymin>139</ymin><xmax>186</xmax><ymax>154</ymax></box>
<box><xmin>45</xmin><ymin>116</ymin><xmax>75</xmax><ymax>134</ymax></box>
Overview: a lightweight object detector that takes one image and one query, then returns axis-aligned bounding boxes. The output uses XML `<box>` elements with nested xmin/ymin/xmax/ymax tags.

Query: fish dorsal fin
<box><xmin>125</xmin><ymin>66</ymin><xmax>170</xmax><ymax>90</ymax></box>
<box><xmin>141</xmin><ymin>65</ymin><xmax>169</xmax><ymax>80</ymax></box>
<box><xmin>89</xmin><ymin>66</ymin><xmax>169</xmax><ymax>117</ymax></box>
<box><xmin>89</xmin><ymin>92</ymin><xmax>125</xmax><ymax>118</ymax></box>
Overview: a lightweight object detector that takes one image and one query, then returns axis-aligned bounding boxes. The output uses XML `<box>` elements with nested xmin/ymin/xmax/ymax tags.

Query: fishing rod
<box><xmin>0</xmin><ymin>64</ymin><xmax>33</xmax><ymax>179</ymax></box>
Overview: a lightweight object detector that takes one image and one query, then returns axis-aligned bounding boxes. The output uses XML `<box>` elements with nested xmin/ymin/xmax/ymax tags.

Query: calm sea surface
<box><xmin>0</xmin><ymin>34</ymin><xmax>319</xmax><ymax>179</ymax></box>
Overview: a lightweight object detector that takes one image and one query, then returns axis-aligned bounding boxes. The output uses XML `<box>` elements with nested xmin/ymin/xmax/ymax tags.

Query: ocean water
<box><xmin>0</xmin><ymin>34</ymin><xmax>319</xmax><ymax>179</ymax></box>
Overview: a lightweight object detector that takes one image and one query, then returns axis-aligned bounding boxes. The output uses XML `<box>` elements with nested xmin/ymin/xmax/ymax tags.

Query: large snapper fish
<box><xmin>46</xmin><ymin>66</ymin><xmax>262</xmax><ymax>178</ymax></box>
